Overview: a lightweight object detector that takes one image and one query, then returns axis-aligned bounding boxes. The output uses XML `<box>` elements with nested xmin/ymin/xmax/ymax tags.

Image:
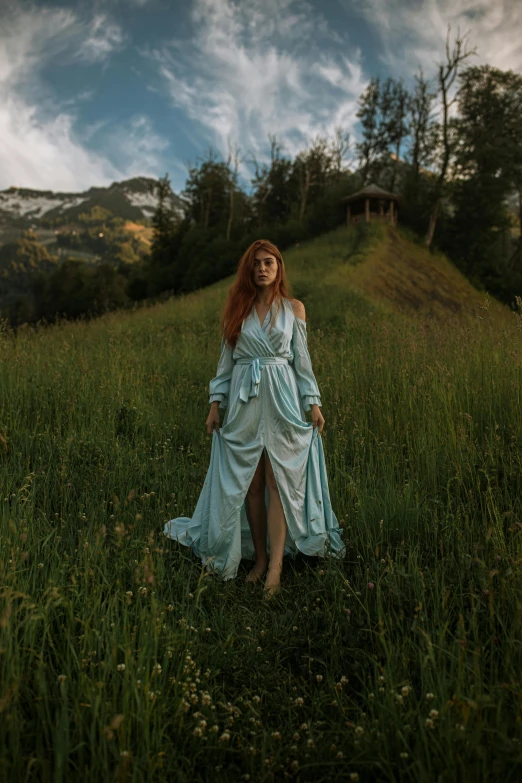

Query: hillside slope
<box><xmin>148</xmin><ymin>222</ymin><xmax>510</xmax><ymax>336</ymax></box>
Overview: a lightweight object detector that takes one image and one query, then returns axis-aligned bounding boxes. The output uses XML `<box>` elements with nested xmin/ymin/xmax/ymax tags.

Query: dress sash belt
<box><xmin>236</xmin><ymin>357</ymin><xmax>289</xmax><ymax>402</ymax></box>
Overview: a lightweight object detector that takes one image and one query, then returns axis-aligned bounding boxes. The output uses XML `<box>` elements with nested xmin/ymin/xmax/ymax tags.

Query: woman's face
<box><xmin>253</xmin><ymin>249</ymin><xmax>278</xmax><ymax>290</ymax></box>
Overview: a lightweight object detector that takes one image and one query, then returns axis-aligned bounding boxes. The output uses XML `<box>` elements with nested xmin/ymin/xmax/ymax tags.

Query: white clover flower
<box><xmin>117</xmin><ymin>663</ymin><xmax>125</xmax><ymax>672</ymax></box>
<box><xmin>355</xmin><ymin>726</ymin><xmax>364</xmax><ymax>737</ymax></box>
<box><xmin>429</xmin><ymin>709</ymin><xmax>439</xmax><ymax>719</ymax></box>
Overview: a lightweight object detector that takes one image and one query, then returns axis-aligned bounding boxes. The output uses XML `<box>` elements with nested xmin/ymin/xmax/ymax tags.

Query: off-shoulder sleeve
<box><xmin>209</xmin><ymin>336</ymin><xmax>235</xmax><ymax>408</ymax></box>
<box><xmin>290</xmin><ymin>317</ymin><xmax>322</xmax><ymax>411</ymax></box>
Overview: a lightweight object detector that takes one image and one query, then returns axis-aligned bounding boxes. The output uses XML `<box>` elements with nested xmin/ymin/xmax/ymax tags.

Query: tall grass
<box><xmin>1</xmin><ymin>225</ymin><xmax>521</xmax><ymax>782</ymax></box>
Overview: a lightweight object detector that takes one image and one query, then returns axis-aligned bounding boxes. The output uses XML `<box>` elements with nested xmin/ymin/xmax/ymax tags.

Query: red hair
<box><xmin>221</xmin><ymin>239</ymin><xmax>292</xmax><ymax>348</ymax></box>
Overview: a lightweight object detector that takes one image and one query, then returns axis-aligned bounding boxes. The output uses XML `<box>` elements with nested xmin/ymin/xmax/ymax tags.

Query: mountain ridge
<box><xmin>0</xmin><ymin>176</ymin><xmax>185</xmax><ymax>237</ymax></box>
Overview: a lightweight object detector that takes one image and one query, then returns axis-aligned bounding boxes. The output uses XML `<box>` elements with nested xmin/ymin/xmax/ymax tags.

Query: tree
<box><xmin>386</xmin><ymin>80</ymin><xmax>410</xmax><ymax>192</ymax></box>
<box><xmin>356</xmin><ymin>78</ymin><xmax>381</xmax><ymax>184</ymax></box>
<box><xmin>407</xmin><ymin>68</ymin><xmax>437</xmax><ymax>178</ymax></box>
<box><xmin>150</xmin><ymin>173</ymin><xmax>179</xmax><ymax>268</ymax></box>
<box><xmin>182</xmin><ymin>148</ymin><xmax>231</xmax><ymax>232</ymax></box>
<box><xmin>448</xmin><ymin>64</ymin><xmax>522</xmax><ymax>278</ymax></box>
<box><xmin>425</xmin><ymin>26</ymin><xmax>476</xmax><ymax>248</ymax></box>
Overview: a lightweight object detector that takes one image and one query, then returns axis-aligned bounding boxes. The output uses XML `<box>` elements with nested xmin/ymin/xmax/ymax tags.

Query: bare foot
<box><xmin>245</xmin><ymin>560</ymin><xmax>268</xmax><ymax>583</ymax></box>
<box><xmin>263</xmin><ymin>567</ymin><xmax>282</xmax><ymax>599</ymax></box>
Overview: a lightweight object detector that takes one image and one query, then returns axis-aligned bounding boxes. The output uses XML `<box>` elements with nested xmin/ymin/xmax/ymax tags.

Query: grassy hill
<box><xmin>1</xmin><ymin>222</ymin><xmax>521</xmax><ymax>781</ymax></box>
<box><xmin>167</xmin><ymin>221</ymin><xmax>509</xmax><ymax>330</ymax></box>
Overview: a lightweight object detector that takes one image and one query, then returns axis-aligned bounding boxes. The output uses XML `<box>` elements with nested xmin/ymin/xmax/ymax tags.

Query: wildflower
<box><xmin>193</xmin><ymin>727</ymin><xmax>203</xmax><ymax>737</ymax></box>
<box><xmin>319</xmin><ymin>569</ymin><xmax>324</xmax><ymax>575</ymax></box>
<box><xmin>401</xmin><ymin>685</ymin><xmax>411</xmax><ymax>697</ymax></box>
<box><xmin>290</xmin><ymin>761</ymin><xmax>299</xmax><ymax>772</ymax></box>
<box><xmin>205</xmin><ymin>627</ymin><xmax>211</xmax><ymax>632</ymax></box>
<box><xmin>120</xmin><ymin>750</ymin><xmax>131</xmax><ymax>758</ymax></box>
<box><xmin>307</xmin><ymin>738</ymin><xmax>315</xmax><ymax>748</ymax></box>
<box><xmin>395</xmin><ymin>694</ymin><xmax>403</xmax><ymax>704</ymax></box>
<box><xmin>246</xmin><ymin>626</ymin><xmax>252</xmax><ymax>632</ymax></box>
<box><xmin>367</xmin><ymin>582</ymin><xmax>375</xmax><ymax>589</ymax></box>
<box><xmin>252</xmin><ymin>695</ymin><xmax>261</xmax><ymax>703</ymax></box>
<box><xmin>368</xmin><ymin>693</ymin><xmax>374</xmax><ymax>700</ymax></box>
<box><xmin>271</xmin><ymin>731</ymin><xmax>281</xmax><ymax>740</ymax></box>
<box><xmin>188</xmin><ymin>593</ymin><xmax>193</xmax><ymax>599</ymax></box>
<box><xmin>337</xmin><ymin>751</ymin><xmax>344</xmax><ymax>759</ymax></box>
<box><xmin>201</xmin><ymin>693</ymin><xmax>212</xmax><ymax>706</ymax></box>
<box><xmin>340</xmin><ymin>675</ymin><xmax>348</xmax><ymax>684</ymax></box>
<box><xmin>425</xmin><ymin>718</ymin><xmax>435</xmax><ymax>729</ymax></box>
<box><xmin>355</xmin><ymin>726</ymin><xmax>364</xmax><ymax>737</ymax></box>
<box><xmin>57</xmin><ymin>674</ymin><xmax>67</xmax><ymax>684</ymax></box>
<box><xmin>425</xmin><ymin>692</ymin><xmax>435</xmax><ymax>701</ymax></box>
<box><xmin>316</xmin><ymin>674</ymin><xmax>323</xmax><ymax>682</ymax></box>
<box><xmin>349</xmin><ymin>774</ymin><xmax>360</xmax><ymax>782</ymax></box>
<box><xmin>154</xmin><ymin>663</ymin><xmax>162</xmax><ymax>674</ymax></box>
<box><xmin>429</xmin><ymin>709</ymin><xmax>439</xmax><ymax>719</ymax></box>
<box><xmin>38</xmin><ymin>563</ymin><xmax>44</xmax><ymax>569</ymax></box>
<box><xmin>300</xmin><ymin>723</ymin><xmax>308</xmax><ymax>731</ymax></box>
<box><xmin>295</xmin><ymin>697</ymin><xmax>304</xmax><ymax>706</ymax></box>
<box><xmin>400</xmin><ymin>752</ymin><xmax>409</xmax><ymax>759</ymax></box>
<box><xmin>166</xmin><ymin>604</ymin><xmax>174</xmax><ymax>612</ymax></box>
<box><xmin>126</xmin><ymin>591</ymin><xmax>133</xmax><ymax>598</ymax></box>
<box><xmin>256</xmin><ymin>647</ymin><xmax>262</xmax><ymax>652</ymax></box>
<box><xmin>117</xmin><ymin>664</ymin><xmax>125</xmax><ymax>672</ymax></box>
<box><xmin>219</xmin><ymin>732</ymin><xmax>231</xmax><ymax>742</ymax></box>
<box><xmin>293</xmin><ymin>626</ymin><xmax>297</xmax><ymax>631</ymax></box>
<box><xmin>378</xmin><ymin>675</ymin><xmax>385</xmax><ymax>683</ymax></box>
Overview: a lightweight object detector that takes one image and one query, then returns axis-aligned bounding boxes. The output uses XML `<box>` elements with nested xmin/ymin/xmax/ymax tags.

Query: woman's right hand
<box><xmin>206</xmin><ymin>403</ymin><xmax>220</xmax><ymax>434</ymax></box>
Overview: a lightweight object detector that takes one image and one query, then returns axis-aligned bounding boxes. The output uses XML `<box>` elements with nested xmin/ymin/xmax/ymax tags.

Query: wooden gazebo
<box><xmin>341</xmin><ymin>183</ymin><xmax>399</xmax><ymax>227</ymax></box>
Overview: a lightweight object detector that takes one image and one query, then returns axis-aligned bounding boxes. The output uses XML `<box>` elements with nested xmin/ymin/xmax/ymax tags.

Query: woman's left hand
<box><xmin>310</xmin><ymin>404</ymin><xmax>325</xmax><ymax>434</ymax></box>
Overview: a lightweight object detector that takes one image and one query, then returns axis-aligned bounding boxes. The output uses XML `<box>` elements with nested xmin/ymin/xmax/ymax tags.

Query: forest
<box><xmin>2</xmin><ymin>31</ymin><xmax>522</xmax><ymax>325</ymax></box>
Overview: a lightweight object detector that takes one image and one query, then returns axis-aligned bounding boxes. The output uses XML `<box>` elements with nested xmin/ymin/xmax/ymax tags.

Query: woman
<box><xmin>163</xmin><ymin>239</ymin><xmax>345</xmax><ymax>598</ymax></box>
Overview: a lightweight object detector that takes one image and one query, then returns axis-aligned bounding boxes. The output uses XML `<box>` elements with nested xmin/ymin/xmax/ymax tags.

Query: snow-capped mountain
<box><xmin>0</xmin><ymin>176</ymin><xmax>185</xmax><ymax>233</ymax></box>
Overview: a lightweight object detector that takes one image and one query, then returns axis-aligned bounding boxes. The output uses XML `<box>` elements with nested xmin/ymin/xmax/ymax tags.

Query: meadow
<box><xmin>1</xmin><ymin>224</ymin><xmax>521</xmax><ymax>782</ymax></box>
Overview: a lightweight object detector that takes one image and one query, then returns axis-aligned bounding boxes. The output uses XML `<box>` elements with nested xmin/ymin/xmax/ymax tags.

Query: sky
<box><xmin>0</xmin><ymin>0</ymin><xmax>521</xmax><ymax>195</ymax></box>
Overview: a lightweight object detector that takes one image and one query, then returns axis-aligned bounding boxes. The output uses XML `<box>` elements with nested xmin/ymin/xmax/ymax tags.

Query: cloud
<box><xmin>76</xmin><ymin>13</ymin><xmax>127</xmax><ymax>64</ymax></box>
<box><xmin>145</xmin><ymin>0</ymin><xmax>367</xmax><ymax>182</ymax></box>
<box><xmin>0</xmin><ymin>4</ymin><xmax>166</xmax><ymax>191</ymax></box>
<box><xmin>346</xmin><ymin>0</ymin><xmax>522</xmax><ymax>77</ymax></box>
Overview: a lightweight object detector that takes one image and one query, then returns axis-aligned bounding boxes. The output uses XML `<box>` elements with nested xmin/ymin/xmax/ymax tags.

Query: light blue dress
<box><xmin>163</xmin><ymin>296</ymin><xmax>346</xmax><ymax>580</ymax></box>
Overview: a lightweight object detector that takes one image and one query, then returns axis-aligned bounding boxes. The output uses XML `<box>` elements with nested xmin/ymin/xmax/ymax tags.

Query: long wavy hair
<box><xmin>221</xmin><ymin>239</ymin><xmax>292</xmax><ymax>348</ymax></box>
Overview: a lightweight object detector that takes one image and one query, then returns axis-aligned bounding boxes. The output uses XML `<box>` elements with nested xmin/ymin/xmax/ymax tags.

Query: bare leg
<box><xmin>264</xmin><ymin>451</ymin><xmax>287</xmax><ymax>598</ymax></box>
<box><xmin>245</xmin><ymin>451</ymin><xmax>268</xmax><ymax>582</ymax></box>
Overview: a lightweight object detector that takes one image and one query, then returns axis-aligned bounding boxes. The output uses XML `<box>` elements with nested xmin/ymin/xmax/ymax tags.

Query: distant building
<box><xmin>341</xmin><ymin>183</ymin><xmax>399</xmax><ymax>227</ymax></box>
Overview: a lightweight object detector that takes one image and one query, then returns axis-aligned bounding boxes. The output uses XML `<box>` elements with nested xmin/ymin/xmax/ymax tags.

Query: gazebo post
<box><xmin>365</xmin><ymin>198</ymin><xmax>369</xmax><ymax>222</ymax></box>
<box><xmin>346</xmin><ymin>204</ymin><xmax>351</xmax><ymax>226</ymax></box>
<box><xmin>390</xmin><ymin>200</ymin><xmax>395</xmax><ymax>226</ymax></box>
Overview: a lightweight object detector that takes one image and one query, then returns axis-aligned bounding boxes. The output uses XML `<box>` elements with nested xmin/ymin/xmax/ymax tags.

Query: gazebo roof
<box><xmin>341</xmin><ymin>183</ymin><xmax>400</xmax><ymax>202</ymax></box>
